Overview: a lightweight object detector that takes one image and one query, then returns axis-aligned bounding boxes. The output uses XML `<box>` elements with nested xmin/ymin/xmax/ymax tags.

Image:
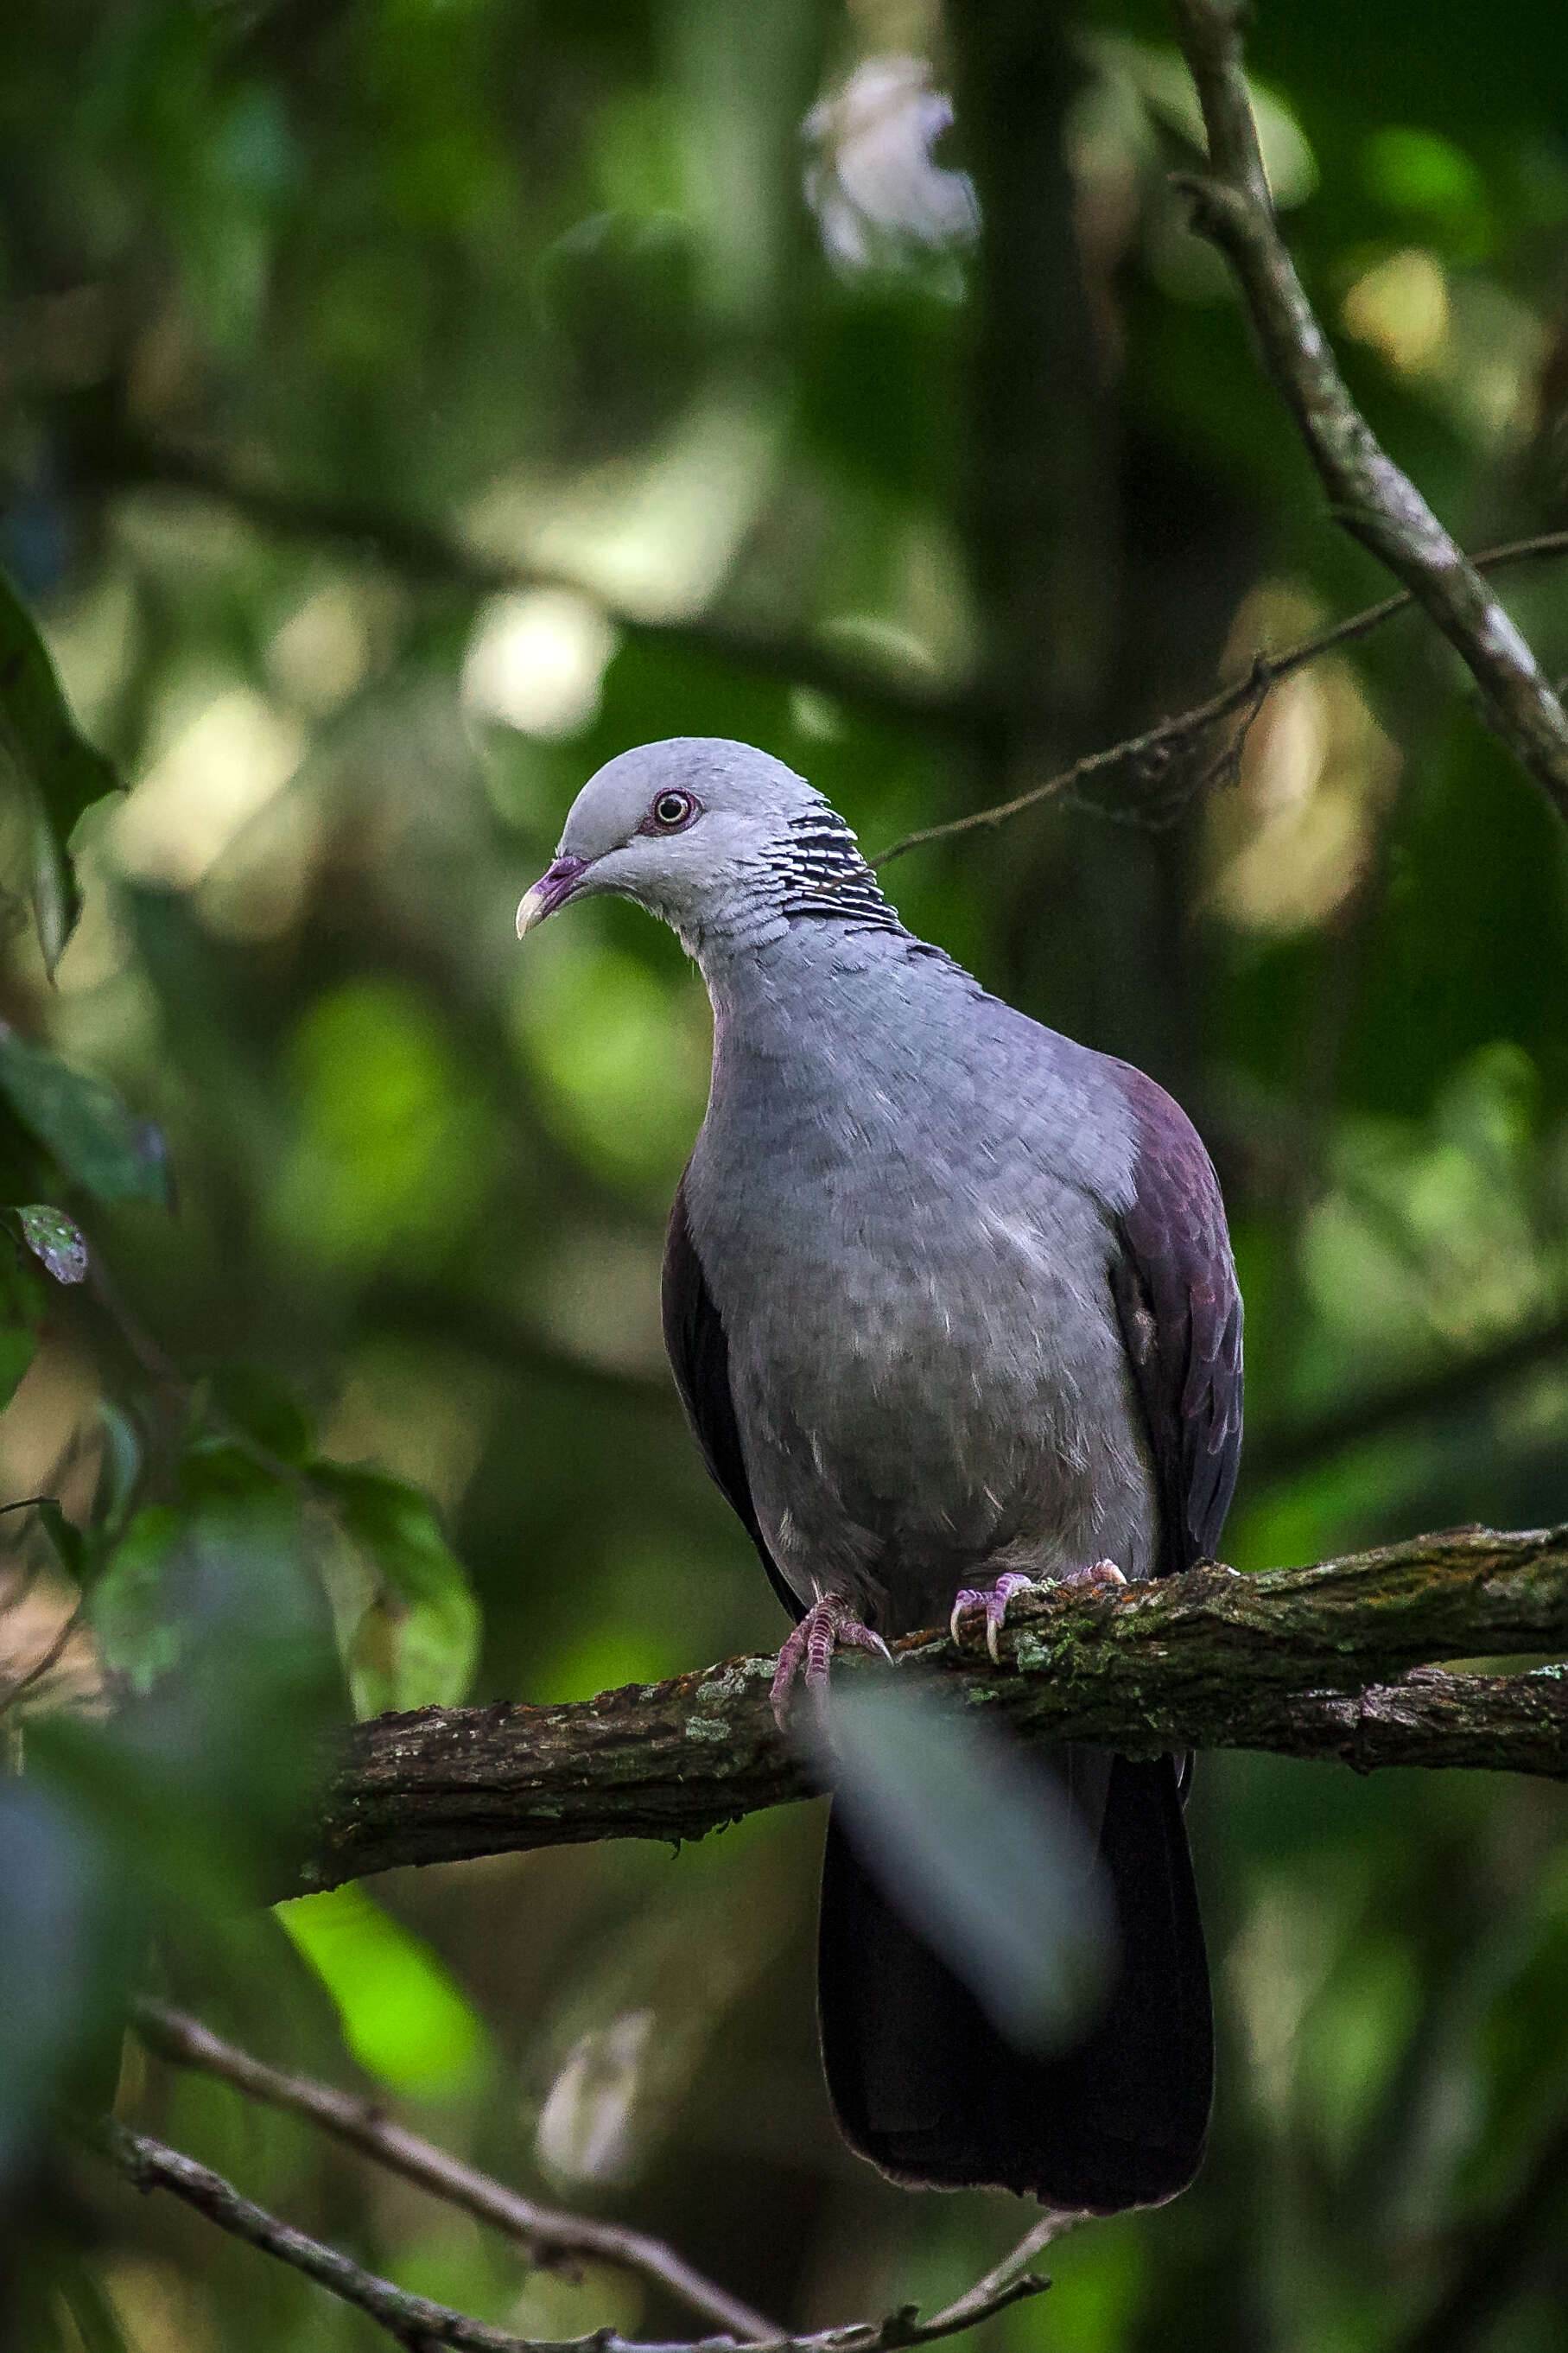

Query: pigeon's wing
<box><xmin>1108</xmin><ymin>1064</ymin><xmax>1244</xmax><ymax>1579</ymax></box>
<box><xmin>662</xmin><ymin>1173</ymin><xmax>803</xmax><ymax>1625</ymax></box>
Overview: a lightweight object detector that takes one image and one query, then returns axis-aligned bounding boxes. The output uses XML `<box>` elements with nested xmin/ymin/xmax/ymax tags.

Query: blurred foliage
<box><xmin>2</xmin><ymin>0</ymin><xmax>1568</xmax><ymax>2348</ymax></box>
<box><xmin>822</xmin><ymin>1682</ymin><xmax>1116</xmax><ymax>2053</ymax></box>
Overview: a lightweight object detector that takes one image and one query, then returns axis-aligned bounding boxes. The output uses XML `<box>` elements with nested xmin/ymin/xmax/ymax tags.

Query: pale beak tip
<box><xmin>517</xmin><ymin>852</ymin><xmax>588</xmax><ymax>939</ymax></box>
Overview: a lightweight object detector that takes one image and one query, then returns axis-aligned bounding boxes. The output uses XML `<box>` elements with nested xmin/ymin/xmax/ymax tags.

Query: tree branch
<box><xmin>94</xmin><ymin>428</ymin><xmax>1568</xmax><ymax>861</ymax></box>
<box><xmin>1244</xmin><ymin>1313</ymin><xmax>1568</xmax><ymax>1487</ymax></box>
<box><xmin>921</xmin><ymin>2218</ymin><xmax>1075</xmax><ymax>2330</ymax></box>
<box><xmin>1165</xmin><ymin>0</ymin><xmax>1568</xmax><ymax>824</ymax></box>
<box><xmin>102</xmin><ymin>2119</ymin><xmax>542</xmax><ymax>2353</ymax></box>
<box><xmin>97</xmin><ymin>2119</ymin><xmax>1048</xmax><ymax>2353</ymax></box>
<box><xmin>96</xmin><ymin>437</ymin><xmax>977</xmax><ymax>744</ymax></box>
<box><xmin>869</xmin><ymin>532</ymin><xmax>1568</xmax><ymax>868</ymax></box>
<box><xmin>130</xmin><ymin>2002</ymin><xmax>778</xmax><ymax>2343</ymax></box>
<box><xmin>300</xmin><ymin>1525</ymin><xmax>1568</xmax><ymax>1892</ymax></box>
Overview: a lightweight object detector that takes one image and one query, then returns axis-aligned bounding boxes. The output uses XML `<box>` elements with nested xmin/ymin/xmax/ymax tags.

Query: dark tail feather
<box><xmin>817</xmin><ymin>1753</ymin><xmax>1212</xmax><ymax>2210</ymax></box>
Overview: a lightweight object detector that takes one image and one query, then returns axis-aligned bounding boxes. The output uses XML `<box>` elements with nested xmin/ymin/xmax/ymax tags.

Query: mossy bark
<box><xmin>302</xmin><ymin>1524</ymin><xmax>1568</xmax><ymax>1892</ymax></box>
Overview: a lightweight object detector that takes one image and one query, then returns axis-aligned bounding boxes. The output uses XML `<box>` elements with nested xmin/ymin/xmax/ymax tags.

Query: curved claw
<box><xmin>949</xmin><ymin>1560</ymin><xmax>1128</xmax><ymax>1663</ymax></box>
<box><xmin>949</xmin><ymin>1572</ymin><xmax>1037</xmax><ymax>1661</ymax></box>
<box><xmin>771</xmin><ymin>1594</ymin><xmax>892</xmax><ymax>1733</ymax></box>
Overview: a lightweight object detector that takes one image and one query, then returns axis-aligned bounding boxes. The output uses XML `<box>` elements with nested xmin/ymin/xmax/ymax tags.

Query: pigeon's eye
<box><xmin>650</xmin><ymin>789</ymin><xmax>697</xmax><ymax>831</ymax></box>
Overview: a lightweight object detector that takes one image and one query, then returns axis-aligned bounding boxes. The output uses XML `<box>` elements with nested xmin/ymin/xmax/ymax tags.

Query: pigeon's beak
<box><xmin>516</xmin><ymin>854</ymin><xmax>590</xmax><ymax>938</ymax></box>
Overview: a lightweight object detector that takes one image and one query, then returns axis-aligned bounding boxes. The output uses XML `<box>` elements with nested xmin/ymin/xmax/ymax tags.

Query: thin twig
<box><xmin>869</xmin><ymin>531</ymin><xmax>1568</xmax><ymax>868</ymax></box>
<box><xmin>0</xmin><ymin>1598</ymin><xmax>84</xmax><ymax>1714</ymax></box>
<box><xmin>0</xmin><ymin>1494</ymin><xmax>92</xmax><ymax>1717</ymax></box>
<box><xmin>101</xmin><ymin>2118</ymin><xmax>536</xmax><ymax>2351</ymax></box>
<box><xmin>96</xmin><ymin>2118</ymin><xmax>1047</xmax><ymax>2353</ymax></box>
<box><xmin>92</xmin><ymin>430</ymin><xmax>1568</xmax><ymax>852</ymax></box>
<box><xmin>131</xmin><ymin>2002</ymin><xmax>778</xmax><ymax>2343</ymax></box>
<box><xmin>923</xmin><ymin>2216</ymin><xmax>1072</xmax><ymax>2330</ymax></box>
<box><xmin>1166</xmin><ymin>0</ymin><xmax>1568</xmax><ymax>823</ymax></box>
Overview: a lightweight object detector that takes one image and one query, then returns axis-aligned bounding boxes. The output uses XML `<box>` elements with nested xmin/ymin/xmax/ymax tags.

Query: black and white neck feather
<box><xmin>774</xmin><ymin>805</ymin><xmax>905</xmax><ymax>934</ymax></box>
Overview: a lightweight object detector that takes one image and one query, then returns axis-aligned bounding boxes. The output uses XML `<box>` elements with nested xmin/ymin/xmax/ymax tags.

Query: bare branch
<box><xmin>97</xmin><ymin>2119</ymin><xmax>1047</xmax><ymax>2353</ymax></box>
<box><xmin>102</xmin><ymin>2119</ymin><xmax>543</xmax><ymax>2352</ymax></box>
<box><xmin>110</xmin><ymin>1523</ymin><xmax>1568</xmax><ymax>2350</ymax></box>
<box><xmin>300</xmin><ymin>1525</ymin><xmax>1568</xmax><ymax>1892</ymax></box>
<box><xmin>870</xmin><ymin>531</ymin><xmax>1568</xmax><ymax>870</ymax></box>
<box><xmin>0</xmin><ymin>1599</ymin><xmax>84</xmax><ymax>1715</ymax></box>
<box><xmin>92</xmin><ymin>428</ymin><xmax>1568</xmax><ymax>860</ymax></box>
<box><xmin>923</xmin><ymin>2216</ymin><xmax>1075</xmax><ymax>2330</ymax></box>
<box><xmin>1165</xmin><ymin>0</ymin><xmax>1568</xmax><ymax>824</ymax></box>
<box><xmin>130</xmin><ymin>2002</ymin><xmax>777</xmax><ymax>2343</ymax></box>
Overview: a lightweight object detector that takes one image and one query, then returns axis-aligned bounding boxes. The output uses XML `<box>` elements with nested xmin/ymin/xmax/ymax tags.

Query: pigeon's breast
<box><xmin>683</xmin><ymin>1084</ymin><xmax>1158</xmax><ymax>1631</ymax></box>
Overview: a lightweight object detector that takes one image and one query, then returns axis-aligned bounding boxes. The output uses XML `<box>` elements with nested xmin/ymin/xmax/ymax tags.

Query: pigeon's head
<box><xmin>517</xmin><ymin>737</ymin><xmax>892</xmax><ymax>952</ymax></box>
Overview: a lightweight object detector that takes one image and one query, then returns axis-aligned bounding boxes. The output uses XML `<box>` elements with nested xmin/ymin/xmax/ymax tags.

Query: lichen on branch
<box><xmin>302</xmin><ymin>1524</ymin><xmax>1568</xmax><ymax>1892</ymax></box>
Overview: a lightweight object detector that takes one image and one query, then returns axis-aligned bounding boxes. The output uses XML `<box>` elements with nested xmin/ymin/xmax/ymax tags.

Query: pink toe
<box><xmin>771</xmin><ymin>1595</ymin><xmax>891</xmax><ymax>1727</ymax></box>
<box><xmin>949</xmin><ymin>1588</ymin><xmax>983</xmax><ymax>1644</ymax></box>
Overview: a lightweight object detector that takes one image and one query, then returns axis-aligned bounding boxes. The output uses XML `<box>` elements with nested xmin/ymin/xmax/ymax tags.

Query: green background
<box><xmin>3</xmin><ymin>0</ymin><xmax>1568</xmax><ymax>2346</ymax></box>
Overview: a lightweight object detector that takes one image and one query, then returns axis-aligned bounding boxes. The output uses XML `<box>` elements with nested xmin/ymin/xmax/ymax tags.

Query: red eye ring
<box><xmin>648</xmin><ymin>789</ymin><xmax>697</xmax><ymax>831</ymax></box>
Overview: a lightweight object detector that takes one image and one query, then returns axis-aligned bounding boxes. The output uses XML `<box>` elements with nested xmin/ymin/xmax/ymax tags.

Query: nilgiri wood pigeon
<box><xmin>517</xmin><ymin>738</ymin><xmax>1242</xmax><ymax>2213</ymax></box>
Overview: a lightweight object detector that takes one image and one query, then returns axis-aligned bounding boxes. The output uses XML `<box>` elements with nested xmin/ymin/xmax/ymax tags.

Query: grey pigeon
<box><xmin>518</xmin><ymin>738</ymin><xmax>1242</xmax><ymax>2211</ymax></box>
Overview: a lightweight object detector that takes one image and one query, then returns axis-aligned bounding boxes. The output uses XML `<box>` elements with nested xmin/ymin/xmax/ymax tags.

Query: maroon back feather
<box><xmin>1109</xmin><ymin>1063</ymin><xmax>1244</xmax><ymax>1576</ymax></box>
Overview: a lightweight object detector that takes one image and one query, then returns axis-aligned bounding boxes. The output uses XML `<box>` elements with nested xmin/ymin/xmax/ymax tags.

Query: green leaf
<box><xmin>177</xmin><ymin>1435</ymin><xmax>285</xmax><ymax>1504</ymax></box>
<box><xmin>14</xmin><ymin>1203</ymin><xmax>88</xmax><ymax>1284</ymax></box>
<box><xmin>1362</xmin><ymin>126</ymin><xmax>1486</xmax><ymax>220</ymax></box>
<box><xmin>27</xmin><ymin>1492</ymin><xmax>338</xmax><ymax>1942</ymax></box>
<box><xmin>0</xmin><ymin>564</ymin><xmax>121</xmax><ymax>976</ymax></box>
<box><xmin>57</xmin><ymin>2265</ymin><xmax>136</xmax><ymax>2353</ymax></box>
<box><xmin>310</xmin><ymin>1463</ymin><xmax>480</xmax><ymax>1714</ymax></box>
<box><xmin>817</xmin><ymin>1682</ymin><xmax>1117</xmax><ymax>2054</ymax></box>
<box><xmin>93</xmin><ymin>1400</ymin><xmax>143</xmax><ymax>1538</ymax></box>
<box><xmin>0</xmin><ymin>1324</ymin><xmax>35</xmax><ymax>1414</ymax></box>
<box><xmin>274</xmin><ymin>1881</ymin><xmax>489</xmax><ymax>2100</ymax></box>
<box><xmin>88</xmin><ymin>1506</ymin><xmax>186</xmax><ymax>1695</ymax></box>
<box><xmin>0</xmin><ymin>1030</ymin><xmax>171</xmax><ymax>1206</ymax></box>
<box><xmin>206</xmin><ymin>1363</ymin><xmax>314</xmax><ymax>1466</ymax></box>
<box><xmin>0</xmin><ymin>1238</ymin><xmax>48</xmax><ymax>1412</ymax></box>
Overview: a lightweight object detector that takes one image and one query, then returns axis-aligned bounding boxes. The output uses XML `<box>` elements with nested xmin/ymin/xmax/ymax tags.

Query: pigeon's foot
<box><xmin>949</xmin><ymin>1559</ymin><xmax>1127</xmax><ymax>1663</ymax></box>
<box><xmin>771</xmin><ymin>1594</ymin><xmax>893</xmax><ymax>1733</ymax></box>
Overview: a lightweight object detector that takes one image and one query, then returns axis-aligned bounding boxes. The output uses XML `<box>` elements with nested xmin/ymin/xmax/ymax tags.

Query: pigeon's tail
<box><xmin>816</xmin><ymin>1752</ymin><xmax>1212</xmax><ymax>2210</ymax></box>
